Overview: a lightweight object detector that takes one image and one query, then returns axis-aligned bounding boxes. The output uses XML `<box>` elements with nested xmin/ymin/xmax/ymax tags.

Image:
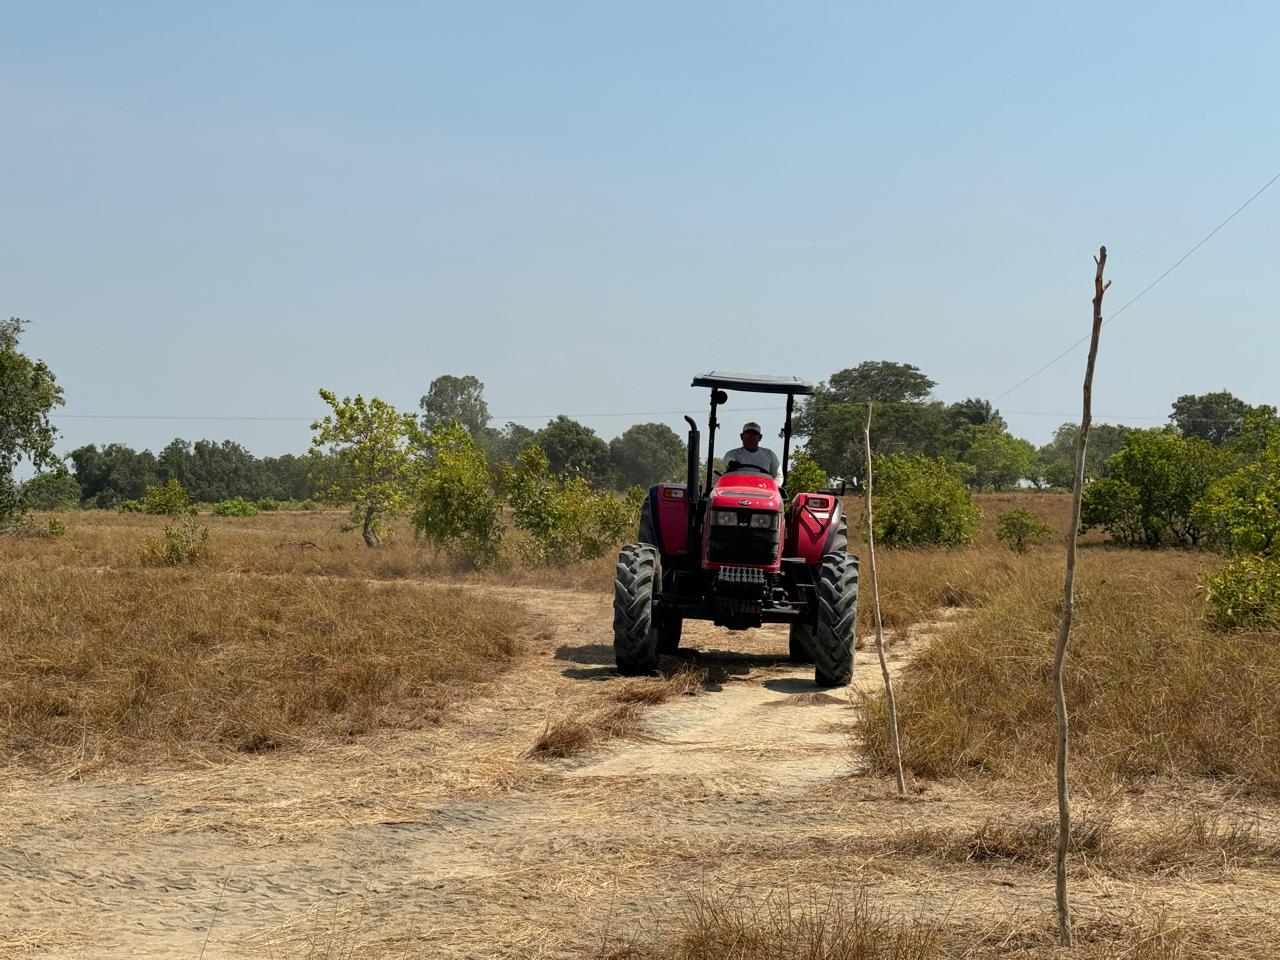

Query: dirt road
<box><xmin>4</xmin><ymin>585</ymin><xmax>1277</xmax><ymax>957</ymax></box>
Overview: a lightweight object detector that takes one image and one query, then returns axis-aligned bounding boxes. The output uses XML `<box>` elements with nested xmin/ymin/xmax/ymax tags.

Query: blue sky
<box><xmin>4</xmin><ymin>2</ymin><xmax>1277</xmax><ymax>457</ymax></box>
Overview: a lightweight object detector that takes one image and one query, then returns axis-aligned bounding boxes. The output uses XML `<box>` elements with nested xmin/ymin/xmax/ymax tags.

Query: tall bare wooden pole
<box><xmin>864</xmin><ymin>402</ymin><xmax>905</xmax><ymax>794</ymax></box>
<box><xmin>1053</xmin><ymin>246</ymin><xmax>1109</xmax><ymax>947</ymax></box>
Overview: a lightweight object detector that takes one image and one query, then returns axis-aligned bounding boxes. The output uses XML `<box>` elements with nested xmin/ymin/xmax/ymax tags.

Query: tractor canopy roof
<box><xmin>690</xmin><ymin>372</ymin><xmax>815</xmax><ymax>396</ymax></box>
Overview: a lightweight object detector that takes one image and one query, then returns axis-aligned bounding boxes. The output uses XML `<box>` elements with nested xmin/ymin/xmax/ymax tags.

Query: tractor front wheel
<box><xmin>614</xmin><ymin>544</ymin><xmax>661</xmax><ymax>675</ymax></box>
<box><xmin>813</xmin><ymin>553</ymin><xmax>859</xmax><ymax>687</ymax></box>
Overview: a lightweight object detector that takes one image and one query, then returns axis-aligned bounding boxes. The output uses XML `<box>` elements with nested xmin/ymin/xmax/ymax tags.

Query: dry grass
<box><xmin>0</xmin><ymin>565</ymin><xmax>526</xmax><ymax>767</ymax></box>
<box><xmin>595</xmin><ymin>887</ymin><xmax>1272</xmax><ymax>960</ymax></box>
<box><xmin>529</xmin><ymin>666</ymin><xmax>707</xmax><ymax>759</ymax></box>
<box><xmin>861</xmin><ymin>549</ymin><xmax>1280</xmax><ymax>792</ymax></box>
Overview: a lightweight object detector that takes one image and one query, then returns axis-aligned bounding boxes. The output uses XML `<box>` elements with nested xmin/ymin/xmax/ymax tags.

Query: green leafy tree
<box><xmin>797</xmin><ymin>363</ymin><xmax>942</xmax><ymax>484</ymax></box>
<box><xmin>413</xmin><ymin>422</ymin><xmax>504</xmax><ymax>566</ymax></box>
<box><xmin>419</xmin><ymin>374</ymin><xmax>491</xmax><ymax>439</ymax></box>
<box><xmin>504</xmin><ymin>446</ymin><xmax>633</xmax><ymax>563</ymax></box>
<box><xmin>1037</xmin><ymin>422</ymin><xmax>1132</xmax><ymax>489</ymax></box>
<box><xmin>1171</xmin><ymin>391</ymin><xmax>1254</xmax><ymax>445</ymax></box>
<box><xmin>70</xmin><ymin>443</ymin><xmax>161</xmax><ymax>507</ymax></box>
<box><xmin>609</xmin><ymin>422</ymin><xmax>687</xmax><ymax>489</ymax></box>
<box><xmin>1194</xmin><ymin>426</ymin><xmax>1280</xmax><ymax>556</ymax></box>
<box><xmin>960</xmin><ymin>424</ymin><xmax>1039</xmax><ymax>491</ymax></box>
<box><xmin>310</xmin><ymin>389</ymin><xmax>420</xmax><ymax>547</ymax></box>
<box><xmin>785</xmin><ymin>450</ymin><xmax>829</xmax><ymax>495</ymax></box>
<box><xmin>1080</xmin><ymin>428</ymin><xmax>1231</xmax><ymax>546</ymax></box>
<box><xmin>535</xmin><ymin>415</ymin><xmax>613</xmax><ymax>485</ymax></box>
<box><xmin>996</xmin><ymin>508</ymin><xmax>1053</xmax><ymax>553</ymax></box>
<box><xmin>947</xmin><ymin>397</ymin><xmax>1006</xmax><ymax>432</ymax></box>
<box><xmin>20</xmin><ymin>470</ymin><xmax>81</xmax><ymax>510</ymax></box>
<box><xmin>0</xmin><ymin>318</ymin><xmax>64</xmax><ymax>524</ymax></box>
<box><xmin>870</xmin><ymin>454</ymin><xmax>981</xmax><ymax>547</ymax></box>
<box><xmin>488</xmin><ymin>421</ymin><xmax>537</xmax><ymax>464</ymax></box>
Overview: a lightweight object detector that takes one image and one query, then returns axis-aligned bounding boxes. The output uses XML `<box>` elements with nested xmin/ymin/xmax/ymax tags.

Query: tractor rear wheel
<box><xmin>614</xmin><ymin>543</ymin><xmax>661</xmax><ymax>675</ymax></box>
<box><xmin>813</xmin><ymin>552</ymin><xmax>859</xmax><ymax>687</ymax></box>
<box><xmin>788</xmin><ymin>623</ymin><xmax>814</xmax><ymax>663</ymax></box>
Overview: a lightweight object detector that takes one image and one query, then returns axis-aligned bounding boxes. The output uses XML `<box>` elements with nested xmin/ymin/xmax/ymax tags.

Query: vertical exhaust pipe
<box><xmin>684</xmin><ymin>415</ymin><xmax>700</xmax><ymax>551</ymax></box>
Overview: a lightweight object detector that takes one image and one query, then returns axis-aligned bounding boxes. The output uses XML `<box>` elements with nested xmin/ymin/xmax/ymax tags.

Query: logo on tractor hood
<box><xmin>738</xmin><ymin>499</ymin><xmax>752</xmax><ymax>506</ymax></box>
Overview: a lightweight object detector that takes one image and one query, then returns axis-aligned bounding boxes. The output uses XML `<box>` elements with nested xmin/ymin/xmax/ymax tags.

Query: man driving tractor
<box><xmin>723</xmin><ymin>421</ymin><xmax>780</xmax><ymax>478</ymax></box>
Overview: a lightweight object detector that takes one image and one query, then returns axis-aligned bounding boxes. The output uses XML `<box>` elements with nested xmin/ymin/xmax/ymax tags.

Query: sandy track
<box><xmin>4</xmin><ymin>586</ymin><xmax>1278</xmax><ymax>958</ymax></box>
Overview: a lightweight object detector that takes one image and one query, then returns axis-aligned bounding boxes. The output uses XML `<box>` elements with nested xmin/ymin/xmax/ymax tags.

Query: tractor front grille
<box><xmin>707</xmin><ymin>526</ymin><xmax>780</xmax><ymax>566</ymax></box>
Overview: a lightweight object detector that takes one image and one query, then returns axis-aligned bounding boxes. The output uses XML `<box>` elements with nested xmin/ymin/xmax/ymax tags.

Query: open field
<box><xmin>3</xmin><ymin>495</ymin><xmax>1278</xmax><ymax>958</ymax></box>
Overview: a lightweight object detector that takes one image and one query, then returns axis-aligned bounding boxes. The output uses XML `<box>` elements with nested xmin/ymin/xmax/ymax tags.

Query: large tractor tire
<box><xmin>788</xmin><ymin>623</ymin><xmax>814</xmax><ymax>663</ymax></box>
<box><xmin>614</xmin><ymin>543</ymin><xmax>661</xmax><ymax>675</ymax></box>
<box><xmin>828</xmin><ymin>512</ymin><xmax>848</xmax><ymax>554</ymax></box>
<box><xmin>813</xmin><ymin>552</ymin><xmax>859</xmax><ymax>687</ymax></box>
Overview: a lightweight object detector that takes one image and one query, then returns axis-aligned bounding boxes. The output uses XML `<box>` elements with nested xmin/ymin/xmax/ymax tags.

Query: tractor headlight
<box><xmin>749</xmin><ymin>512</ymin><xmax>778</xmax><ymax>529</ymax></box>
<box><xmin>712</xmin><ymin>510</ymin><xmax>739</xmax><ymax>526</ymax></box>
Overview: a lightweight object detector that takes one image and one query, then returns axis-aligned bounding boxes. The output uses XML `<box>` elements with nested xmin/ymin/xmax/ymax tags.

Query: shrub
<box><xmin>1205</xmin><ymin>555</ymin><xmax>1280</xmax><ymax>630</ymax></box>
<box><xmin>46</xmin><ymin>517</ymin><xmax>66</xmax><ymax>537</ymax></box>
<box><xmin>255</xmin><ymin>497</ymin><xmax>282</xmax><ymax>512</ymax></box>
<box><xmin>211</xmin><ymin>497</ymin><xmax>259</xmax><ymax>517</ymax></box>
<box><xmin>116</xmin><ymin>499</ymin><xmax>144</xmax><ymax>513</ymax></box>
<box><xmin>785</xmin><ymin>450</ymin><xmax>828</xmax><ymax>495</ymax></box>
<box><xmin>413</xmin><ymin>422</ymin><xmax>503</xmax><ymax>567</ymax></box>
<box><xmin>1194</xmin><ymin>431</ymin><xmax>1280</xmax><ymax>556</ymax></box>
<box><xmin>996</xmin><ymin>507</ymin><xmax>1053</xmax><ymax>553</ymax></box>
<box><xmin>300</xmin><ymin>499</ymin><xmax>320</xmax><ymax>510</ymax></box>
<box><xmin>142</xmin><ymin>478</ymin><xmax>191</xmax><ymax>516</ymax></box>
<box><xmin>19</xmin><ymin>471</ymin><xmax>81</xmax><ymax>510</ymax></box>
<box><xmin>1080</xmin><ymin>428</ymin><xmax>1231</xmax><ymax>546</ymax></box>
<box><xmin>141</xmin><ymin>517</ymin><xmax>210</xmax><ymax>566</ymax></box>
<box><xmin>504</xmin><ymin>446</ymin><xmax>638</xmax><ymax>564</ymax></box>
<box><xmin>869</xmin><ymin>454</ymin><xmax>980</xmax><ymax>547</ymax></box>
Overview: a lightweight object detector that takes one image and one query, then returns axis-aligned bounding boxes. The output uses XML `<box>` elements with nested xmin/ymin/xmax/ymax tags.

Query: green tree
<box><xmin>1171</xmin><ymin>390</ymin><xmax>1254</xmax><ymax>445</ymax></box>
<box><xmin>0</xmin><ymin>318</ymin><xmax>64</xmax><ymax>524</ymax></box>
<box><xmin>143</xmin><ymin>478</ymin><xmax>192</xmax><ymax>516</ymax></box>
<box><xmin>870</xmin><ymin>454</ymin><xmax>981</xmax><ymax>547</ymax></box>
<box><xmin>1194</xmin><ymin>426</ymin><xmax>1280</xmax><ymax>556</ymax></box>
<box><xmin>785</xmin><ymin>450</ymin><xmax>829</xmax><ymax>495</ymax></box>
<box><xmin>608</xmin><ymin>422</ymin><xmax>686</xmax><ymax>489</ymax></box>
<box><xmin>947</xmin><ymin>397</ymin><xmax>1006</xmax><ymax>431</ymax></box>
<box><xmin>310</xmin><ymin>389</ymin><xmax>420</xmax><ymax>547</ymax></box>
<box><xmin>413</xmin><ymin>422</ymin><xmax>503</xmax><ymax>566</ymax></box>
<box><xmin>488</xmin><ymin>421</ymin><xmax>537</xmax><ymax>464</ymax></box>
<box><xmin>419</xmin><ymin>374</ymin><xmax>491</xmax><ymax>438</ymax></box>
<box><xmin>1080</xmin><ymin>428</ymin><xmax>1231</xmax><ymax>546</ymax></box>
<box><xmin>70</xmin><ymin>443</ymin><xmax>161</xmax><ymax>507</ymax></box>
<box><xmin>1037</xmin><ymin>422</ymin><xmax>1132</xmax><ymax>489</ymax></box>
<box><xmin>20</xmin><ymin>470</ymin><xmax>81</xmax><ymax>510</ymax></box>
<box><xmin>535</xmin><ymin>415</ymin><xmax>613</xmax><ymax>485</ymax></box>
<box><xmin>504</xmin><ymin>446</ymin><xmax>634</xmax><ymax>563</ymax></box>
<box><xmin>796</xmin><ymin>362</ymin><xmax>950</xmax><ymax>483</ymax></box>
<box><xmin>960</xmin><ymin>424</ymin><xmax>1039</xmax><ymax>491</ymax></box>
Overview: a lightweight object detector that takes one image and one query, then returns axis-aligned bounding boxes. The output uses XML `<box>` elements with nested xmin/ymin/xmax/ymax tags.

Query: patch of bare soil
<box><xmin>3</xmin><ymin>589</ymin><xmax>1278</xmax><ymax>958</ymax></box>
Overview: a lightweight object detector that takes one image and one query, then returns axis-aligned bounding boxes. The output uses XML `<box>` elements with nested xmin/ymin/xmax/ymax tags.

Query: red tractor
<box><xmin>614</xmin><ymin>372</ymin><xmax>858</xmax><ymax>686</ymax></box>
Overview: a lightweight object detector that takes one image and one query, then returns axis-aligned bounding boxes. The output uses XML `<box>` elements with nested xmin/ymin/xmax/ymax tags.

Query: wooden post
<box><xmin>1053</xmin><ymin>246</ymin><xmax>1109</xmax><ymax>947</ymax></box>
<box><xmin>864</xmin><ymin>402</ymin><xmax>905</xmax><ymax>794</ymax></box>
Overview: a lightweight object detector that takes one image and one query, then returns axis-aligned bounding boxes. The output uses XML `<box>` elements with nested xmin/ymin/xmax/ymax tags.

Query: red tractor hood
<box><xmin>710</xmin><ymin>473</ymin><xmax>783</xmax><ymax>512</ymax></box>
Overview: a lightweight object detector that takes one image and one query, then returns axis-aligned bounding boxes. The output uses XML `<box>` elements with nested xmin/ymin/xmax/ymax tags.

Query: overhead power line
<box><xmin>992</xmin><ymin>166</ymin><xmax>1280</xmax><ymax>403</ymax></box>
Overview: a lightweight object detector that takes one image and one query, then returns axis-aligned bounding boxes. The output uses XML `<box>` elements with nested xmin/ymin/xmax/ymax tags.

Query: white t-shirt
<box><xmin>723</xmin><ymin>446</ymin><xmax>780</xmax><ymax>478</ymax></box>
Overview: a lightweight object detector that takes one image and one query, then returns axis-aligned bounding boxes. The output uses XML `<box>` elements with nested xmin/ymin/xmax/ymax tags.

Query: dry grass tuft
<box><xmin>893</xmin><ymin>812</ymin><xmax>1113</xmax><ymax>867</ymax></box>
<box><xmin>861</xmin><ymin>549</ymin><xmax>1280</xmax><ymax>792</ymax></box>
<box><xmin>0</xmin><ymin>566</ymin><xmax>526</xmax><ymax>767</ymax></box>
<box><xmin>598</xmin><ymin>888</ymin><xmax>939</xmax><ymax>960</ymax></box>
<box><xmin>763</xmin><ymin>691</ymin><xmax>847</xmax><ymax>708</ymax></box>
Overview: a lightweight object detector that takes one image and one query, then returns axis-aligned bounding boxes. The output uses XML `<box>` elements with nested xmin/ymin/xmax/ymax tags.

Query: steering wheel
<box><xmin>726</xmin><ymin>462</ymin><xmax>773</xmax><ymax>476</ymax></box>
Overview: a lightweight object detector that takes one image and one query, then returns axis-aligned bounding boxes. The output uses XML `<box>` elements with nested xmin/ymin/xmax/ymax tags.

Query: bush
<box><xmin>116</xmin><ymin>499</ymin><xmax>143</xmax><ymax>513</ymax></box>
<box><xmin>19</xmin><ymin>471</ymin><xmax>81</xmax><ymax>510</ymax></box>
<box><xmin>211</xmin><ymin>497</ymin><xmax>259</xmax><ymax>517</ymax></box>
<box><xmin>504</xmin><ymin>446</ymin><xmax>638</xmax><ymax>564</ymax></box>
<box><xmin>996</xmin><ymin>508</ymin><xmax>1053</xmax><ymax>553</ymax></box>
<box><xmin>255</xmin><ymin>497</ymin><xmax>282</xmax><ymax>512</ymax></box>
<box><xmin>142</xmin><ymin>478</ymin><xmax>191</xmax><ymax>516</ymax></box>
<box><xmin>1206</xmin><ymin>555</ymin><xmax>1280</xmax><ymax>630</ymax></box>
<box><xmin>785</xmin><ymin>450</ymin><xmax>828</xmax><ymax>495</ymax></box>
<box><xmin>1194</xmin><ymin>431</ymin><xmax>1280</xmax><ymax>556</ymax></box>
<box><xmin>141</xmin><ymin>517</ymin><xmax>210</xmax><ymax>566</ymax></box>
<box><xmin>413</xmin><ymin>422</ymin><xmax>503</xmax><ymax>567</ymax></box>
<box><xmin>300</xmin><ymin>499</ymin><xmax>320</xmax><ymax>510</ymax></box>
<box><xmin>869</xmin><ymin>454</ymin><xmax>980</xmax><ymax>547</ymax></box>
<box><xmin>1080</xmin><ymin>428</ymin><xmax>1231</xmax><ymax>546</ymax></box>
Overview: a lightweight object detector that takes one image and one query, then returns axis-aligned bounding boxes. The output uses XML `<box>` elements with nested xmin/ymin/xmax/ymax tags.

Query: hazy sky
<box><xmin>4</xmin><ymin>2</ymin><xmax>1277</xmax><ymax>458</ymax></box>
